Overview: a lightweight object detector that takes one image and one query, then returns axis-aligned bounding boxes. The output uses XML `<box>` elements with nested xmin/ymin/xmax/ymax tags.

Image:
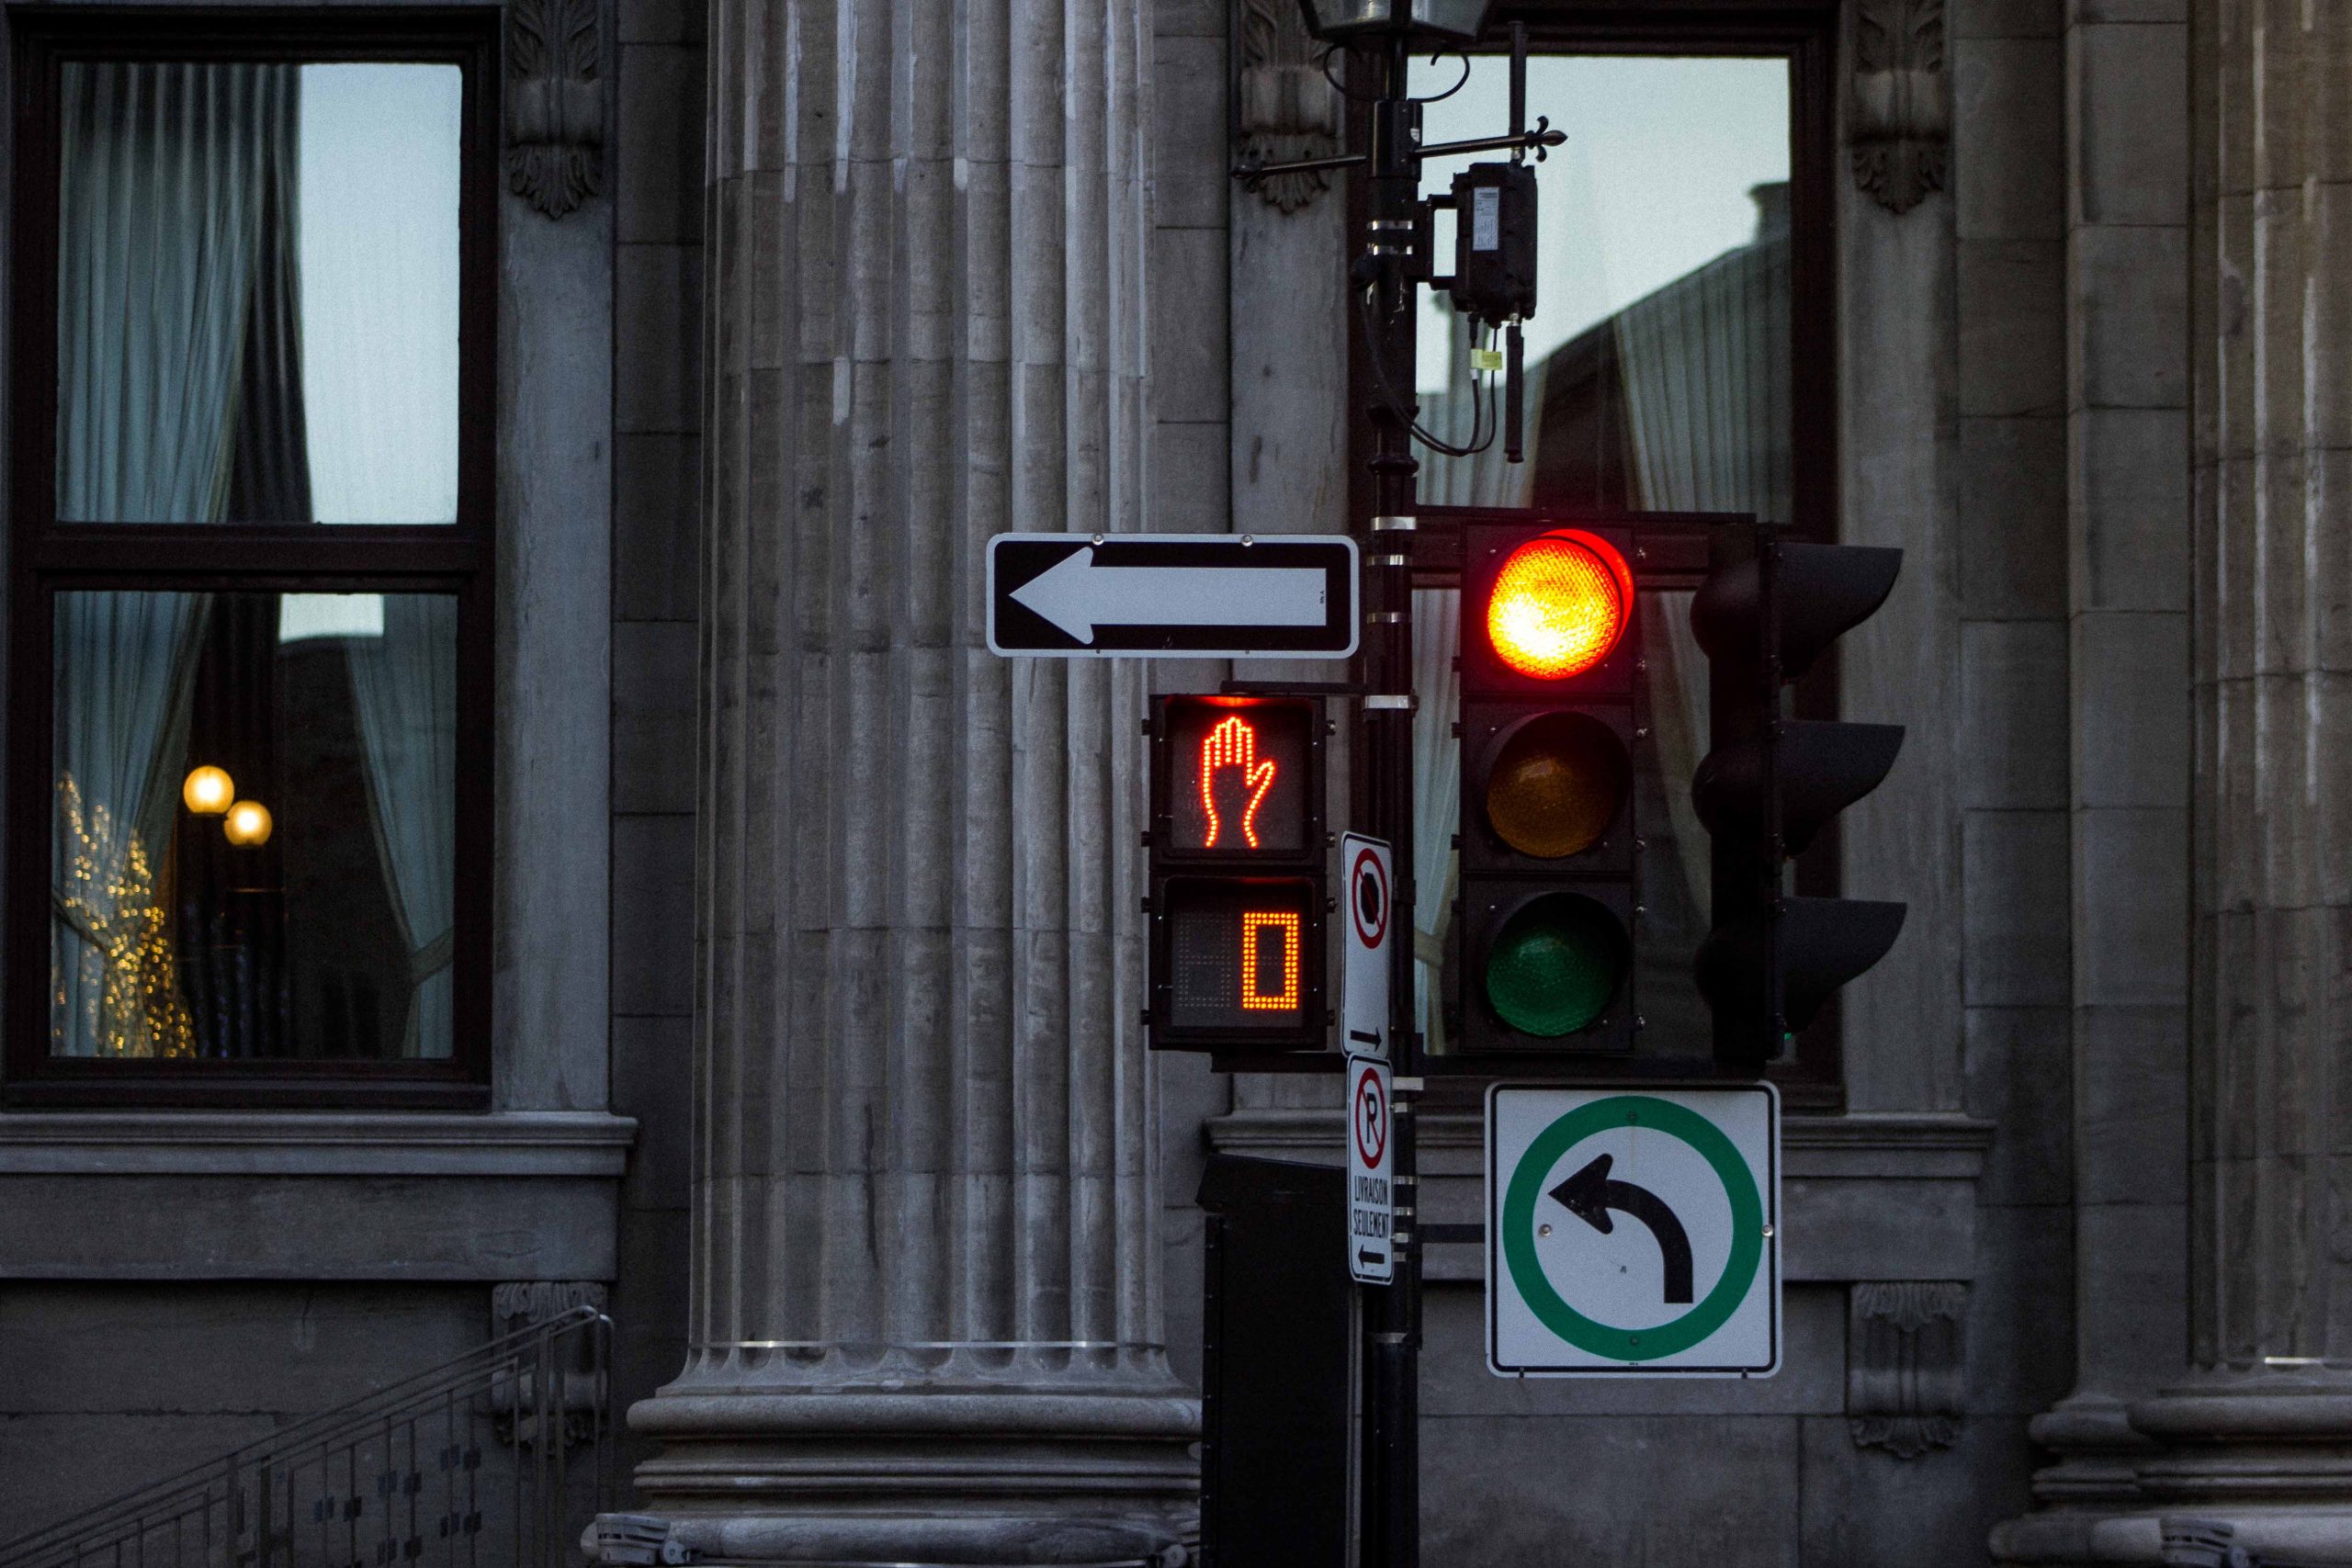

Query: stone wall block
<box><xmin>1965</xmin><ymin>1007</ymin><xmax>2075</xmax><ymax>1205</ymax></box>
<box><xmin>1965</xmin><ymin>1204</ymin><xmax>2075</xmax><ymax>1415</ymax></box>
<box><xmin>1961</xmin><ymin>239</ymin><xmax>2067</xmax><ymax>416</ymax></box>
<box><xmin>1957</xmin><ymin>39</ymin><xmax>2065</xmax><ymax>240</ymax></box>
<box><xmin>612</xmin><ymin>812</ymin><xmax>697</xmax><ymax>1016</ymax></box>
<box><xmin>2075</xmin><ymin>1003</ymin><xmax>2189</xmax><ymax>1205</ymax></box>
<box><xmin>2312</xmin><ymin>674</ymin><xmax>2352</xmax><ymax>905</ymax></box>
<box><xmin>2071</xmin><ymin>1200</ymin><xmax>2188</xmax><ymax>1385</ymax></box>
<box><xmin>2075</xmin><ymin>807</ymin><xmax>2190</xmax><ymax>1006</ymax></box>
<box><xmin>1420</xmin><ymin>1415</ymin><xmax>1800</xmax><ymax>1566</ymax></box>
<box><xmin>619</xmin><ymin>44</ymin><xmax>705</xmax><ymax>244</ymax></box>
<box><xmin>615</xmin><ymin>1015</ymin><xmax>693</xmax><ymax>1212</ymax></box>
<box><xmin>613</xmin><ymin>620</ymin><xmax>700</xmax><ymax>814</ymax></box>
<box><xmin>2071</xmin><ymin>407</ymin><xmax>2189</xmax><ymax>612</ymax></box>
<box><xmin>616</xmin><ymin>243</ymin><xmax>706</xmax><ymax>434</ymax></box>
<box><xmin>1960</xmin><ymin>619</ymin><xmax>2071</xmax><ymax>808</ymax></box>
<box><xmin>2069</xmin><ymin>223</ymin><xmax>2188</xmax><ymax>410</ymax></box>
<box><xmin>1149</xmin><ymin>225</ymin><xmax>1229</xmax><ymax>423</ymax></box>
<box><xmin>2072</xmin><ymin>0</ymin><xmax>2187</xmax><ymax>20</ymax></box>
<box><xmin>2211</xmin><ymin>452</ymin><xmax>2256</xmax><ymax>680</ymax></box>
<box><xmin>1952</xmin><ymin>0</ymin><xmax>2064</xmax><ymax>38</ymax></box>
<box><xmin>1153</xmin><ymin>33</ymin><xmax>1227</xmax><ymax>231</ymax></box>
<box><xmin>2070</xmin><ymin>22</ymin><xmax>2189</xmax><ymax>226</ymax></box>
<box><xmin>1963</xmin><ymin>809</ymin><xmax>2074</xmax><ymax>1006</ymax></box>
<box><xmin>1151</xmin><ymin>421</ymin><xmax>1229</xmax><ymax>531</ymax></box>
<box><xmin>2070</xmin><ymin>611</ymin><xmax>2189</xmax><ymax>809</ymax></box>
<box><xmin>2254</xmin><ymin>671</ymin><xmax>2315</xmax><ymax>909</ymax></box>
<box><xmin>615</xmin><ymin>433</ymin><xmax>702</xmax><ymax>621</ymax></box>
<box><xmin>1959</xmin><ymin>416</ymin><xmax>2068</xmax><ymax>617</ymax></box>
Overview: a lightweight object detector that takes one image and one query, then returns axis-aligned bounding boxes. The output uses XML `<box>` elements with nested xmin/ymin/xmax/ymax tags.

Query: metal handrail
<box><xmin>0</xmin><ymin>1303</ymin><xmax>614</xmax><ymax>1568</ymax></box>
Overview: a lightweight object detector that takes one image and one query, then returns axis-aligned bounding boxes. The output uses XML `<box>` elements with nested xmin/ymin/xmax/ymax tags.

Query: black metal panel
<box><xmin>1197</xmin><ymin>1155</ymin><xmax>1352</xmax><ymax>1568</ymax></box>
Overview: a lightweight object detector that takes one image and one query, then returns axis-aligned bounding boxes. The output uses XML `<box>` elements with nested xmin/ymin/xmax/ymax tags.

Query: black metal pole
<box><xmin>1361</xmin><ymin>29</ymin><xmax>1420</xmax><ymax>1568</ymax></box>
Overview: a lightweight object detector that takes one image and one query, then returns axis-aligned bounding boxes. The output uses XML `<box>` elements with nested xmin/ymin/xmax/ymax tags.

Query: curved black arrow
<box><xmin>1548</xmin><ymin>1153</ymin><xmax>1694</xmax><ymax>1304</ymax></box>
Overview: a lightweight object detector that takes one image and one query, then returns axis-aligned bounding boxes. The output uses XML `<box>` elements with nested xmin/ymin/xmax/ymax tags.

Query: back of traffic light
<box><xmin>1452</xmin><ymin>521</ymin><xmax>1642</xmax><ymax>1057</ymax></box>
<box><xmin>1691</xmin><ymin>527</ymin><xmax>1907</xmax><ymax>1066</ymax></box>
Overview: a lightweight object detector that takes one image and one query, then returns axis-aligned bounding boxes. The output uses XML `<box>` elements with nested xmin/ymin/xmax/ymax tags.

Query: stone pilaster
<box><xmin>2111</xmin><ymin>0</ymin><xmax>2352</xmax><ymax>1553</ymax></box>
<box><xmin>625</xmin><ymin>0</ymin><xmax>1198</xmax><ymax>1560</ymax></box>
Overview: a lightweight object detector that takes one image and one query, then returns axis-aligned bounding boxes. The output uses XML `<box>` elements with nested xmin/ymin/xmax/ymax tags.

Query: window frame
<box><xmin>5</xmin><ymin>9</ymin><xmax>500</xmax><ymax>1108</ymax></box>
<box><xmin>1349</xmin><ymin>0</ymin><xmax>1848</xmax><ymax>1109</ymax></box>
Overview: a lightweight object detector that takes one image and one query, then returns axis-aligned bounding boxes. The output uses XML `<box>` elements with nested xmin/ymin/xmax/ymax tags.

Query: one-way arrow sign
<box><xmin>988</xmin><ymin>533</ymin><xmax>1358</xmax><ymax>659</ymax></box>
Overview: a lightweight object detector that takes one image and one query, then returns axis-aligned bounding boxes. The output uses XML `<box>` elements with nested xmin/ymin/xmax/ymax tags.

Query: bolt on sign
<box><xmin>1487</xmin><ymin>1082</ymin><xmax>1780</xmax><ymax>1377</ymax></box>
<box><xmin>1146</xmin><ymin>695</ymin><xmax>1329</xmax><ymax>1058</ymax></box>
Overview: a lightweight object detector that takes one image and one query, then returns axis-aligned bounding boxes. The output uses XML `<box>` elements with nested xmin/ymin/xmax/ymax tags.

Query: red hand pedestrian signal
<box><xmin>1201</xmin><ymin>716</ymin><xmax>1278</xmax><ymax>850</ymax></box>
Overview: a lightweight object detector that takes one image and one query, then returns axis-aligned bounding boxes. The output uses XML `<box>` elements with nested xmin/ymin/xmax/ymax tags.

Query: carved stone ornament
<box><xmin>505</xmin><ymin>0</ymin><xmax>605</xmax><ymax>220</ymax></box>
<box><xmin>1849</xmin><ymin>0</ymin><xmax>1949</xmax><ymax>215</ymax></box>
<box><xmin>1848</xmin><ymin>1280</ymin><xmax>1966</xmax><ymax>1458</ymax></box>
<box><xmin>491</xmin><ymin>1281</ymin><xmax>608</xmax><ymax>1449</ymax></box>
<box><xmin>1235</xmin><ymin>0</ymin><xmax>1343</xmax><ymax>213</ymax></box>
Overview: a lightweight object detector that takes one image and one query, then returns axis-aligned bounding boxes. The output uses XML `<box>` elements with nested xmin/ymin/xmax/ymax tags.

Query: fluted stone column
<box><xmin>2103</xmin><ymin>0</ymin><xmax>2352</xmax><ymax>1556</ymax></box>
<box><xmin>626</xmin><ymin>0</ymin><xmax>1198</xmax><ymax>1560</ymax></box>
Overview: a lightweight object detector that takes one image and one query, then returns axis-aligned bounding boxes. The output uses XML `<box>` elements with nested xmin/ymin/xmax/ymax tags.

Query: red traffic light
<box><xmin>1485</xmin><ymin>529</ymin><xmax>1634</xmax><ymax>681</ymax></box>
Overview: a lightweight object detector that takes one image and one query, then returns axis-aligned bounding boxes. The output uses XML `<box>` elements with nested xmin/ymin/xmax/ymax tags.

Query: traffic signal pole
<box><xmin>1362</xmin><ymin>33</ymin><xmax>1422</xmax><ymax>1568</ymax></box>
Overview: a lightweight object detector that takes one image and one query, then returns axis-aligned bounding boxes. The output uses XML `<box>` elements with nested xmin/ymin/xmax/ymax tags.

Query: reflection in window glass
<box><xmin>1410</xmin><ymin>55</ymin><xmax>1792</xmax><ymax>520</ymax></box>
<box><xmin>56</xmin><ymin>62</ymin><xmax>460</xmax><ymax>524</ymax></box>
<box><xmin>1406</xmin><ymin>54</ymin><xmax>1787</xmax><ymax>1055</ymax></box>
<box><xmin>51</xmin><ymin>591</ymin><xmax>457</xmax><ymax>1059</ymax></box>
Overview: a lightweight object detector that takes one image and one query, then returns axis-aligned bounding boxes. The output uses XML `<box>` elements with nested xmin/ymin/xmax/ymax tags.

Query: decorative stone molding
<box><xmin>492</xmin><ymin>1281</ymin><xmax>608</xmax><ymax>1450</ymax></box>
<box><xmin>1848</xmin><ymin>1280</ymin><xmax>1966</xmax><ymax>1457</ymax></box>
<box><xmin>505</xmin><ymin>0</ymin><xmax>605</xmax><ymax>220</ymax></box>
<box><xmin>1234</xmin><ymin>0</ymin><xmax>1342</xmax><ymax>212</ymax></box>
<box><xmin>1849</xmin><ymin>0</ymin><xmax>1949</xmax><ymax>214</ymax></box>
<box><xmin>492</xmin><ymin>1278</ymin><xmax>607</xmax><ymax>1333</ymax></box>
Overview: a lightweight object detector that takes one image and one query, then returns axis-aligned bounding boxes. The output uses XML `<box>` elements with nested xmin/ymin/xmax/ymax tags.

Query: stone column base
<box><xmin>1994</xmin><ymin>1375</ymin><xmax>2352</xmax><ymax>1565</ymax></box>
<box><xmin>629</xmin><ymin>1355</ymin><xmax>1200</xmax><ymax>1565</ymax></box>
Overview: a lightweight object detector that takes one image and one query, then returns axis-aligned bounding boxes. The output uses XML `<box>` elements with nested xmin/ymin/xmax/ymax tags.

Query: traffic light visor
<box><xmin>1485</xmin><ymin>711</ymin><xmax>1629</xmax><ymax>858</ymax></box>
<box><xmin>1485</xmin><ymin>529</ymin><xmax>1634</xmax><ymax>680</ymax></box>
<box><xmin>1483</xmin><ymin>891</ymin><xmax>1628</xmax><ymax>1037</ymax></box>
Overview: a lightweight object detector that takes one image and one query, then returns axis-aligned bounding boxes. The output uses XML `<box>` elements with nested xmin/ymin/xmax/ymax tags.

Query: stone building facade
<box><xmin>0</xmin><ymin>0</ymin><xmax>2342</xmax><ymax>1562</ymax></box>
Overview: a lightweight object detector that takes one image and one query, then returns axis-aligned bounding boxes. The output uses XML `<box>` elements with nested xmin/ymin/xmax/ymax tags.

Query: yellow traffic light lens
<box><xmin>1485</xmin><ymin>712</ymin><xmax>1629</xmax><ymax>858</ymax></box>
<box><xmin>1485</xmin><ymin>530</ymin><xmax>1633</xmax><ymax>680</ymax></box>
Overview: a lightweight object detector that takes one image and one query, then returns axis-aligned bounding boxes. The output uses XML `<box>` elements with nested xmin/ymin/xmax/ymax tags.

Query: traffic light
<box><xmin>1690</xmin><ymin>528</ymin><xmax>1906</xmax><ymax>1066</ymax></box>
<box><xmin>1453</xmin><ymin>523</ymin><xmax>1640</xmax><ymax>1055</ymax></box>
<box><xmin>1147</xmin><ymin>695</ymin><xmax>1329</xmax><ymax>1055</ymax></box>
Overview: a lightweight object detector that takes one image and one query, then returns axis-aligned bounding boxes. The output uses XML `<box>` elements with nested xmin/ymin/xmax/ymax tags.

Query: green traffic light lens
<box><xmin>1483</xmin><ymin>893</ymin><xmax>1628</xmax><ymax>1037</ymax></box>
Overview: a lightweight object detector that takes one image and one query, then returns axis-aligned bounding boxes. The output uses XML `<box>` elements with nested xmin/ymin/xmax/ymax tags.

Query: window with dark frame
<box><xmin>1353</xmin><ymin>2</ymin><xmax>1848</xmax><ymax>1105</ymax></box>
<box><xmin>6</xmin><ymin>12</ymin><xmax>498</xmax><ymax>1108</ymax></box>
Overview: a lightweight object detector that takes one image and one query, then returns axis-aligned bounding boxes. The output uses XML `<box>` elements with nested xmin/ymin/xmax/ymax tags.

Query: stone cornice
<box><xmin>0</xmin><ymin>1110</ymin><xmax>637</xmax><ymax>1177</ymax></box>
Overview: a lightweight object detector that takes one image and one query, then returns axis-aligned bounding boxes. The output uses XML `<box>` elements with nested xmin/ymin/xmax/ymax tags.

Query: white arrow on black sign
<box><xmin>987</xmin><ymin>532</ymin><xmax>1359</xmax><ymax>659</ymax></box>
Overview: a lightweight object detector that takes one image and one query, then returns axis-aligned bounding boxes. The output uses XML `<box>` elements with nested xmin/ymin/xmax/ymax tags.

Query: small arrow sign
<box><xmin>1548</xmin><ymin>1153</ymin><xmax>1695</xmax><ymax>1304</ymax></box>
<box><xmin>988</xmin><ymin>533</ymin><xmax>1359</xmax><ymax>659</ymax></box>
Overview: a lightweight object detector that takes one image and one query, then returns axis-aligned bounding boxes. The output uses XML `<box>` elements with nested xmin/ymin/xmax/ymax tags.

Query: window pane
<box><xmin>56</xmin><ymin>62</ymin><xmax>460</xmax><ymax>525</ymax></box>
<box><xmin>1409</xmin><ymin>55</ymin><xmax>1792</xmax><ymax>519</ymax></box>
<box><xmin>51</xmin><ymin>590</ymin><xmax>458</xmax><ymax>1059</ymax></box>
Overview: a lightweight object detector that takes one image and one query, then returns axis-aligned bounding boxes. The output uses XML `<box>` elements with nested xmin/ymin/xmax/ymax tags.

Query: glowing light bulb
<box><xmin>1485</xmin><ymin>529</ymin><xmax>1634</xmax><ymax>680</ymax></box>
<box><xmin>223</xmin><ymin>800</ymin><xmax>274</xmax><ymax>847</ymax></box>
<box><xmin>182</xmin><ymin>765</ymin><xmax>234</xmax><ymax>816</ymax></box>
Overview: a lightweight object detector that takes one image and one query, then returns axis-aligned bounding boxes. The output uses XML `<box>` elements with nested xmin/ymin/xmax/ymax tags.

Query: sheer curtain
<box><xmin>51</xmin><ymin>63</ymin><xmax>296</xmax><ymax>1055</ymax></box>
<box><xmin>300</xmin><ymin>65</ymin><xmax>463</xmax><ymax>1057</ymax></box>
<box><xmin>345</xmin><ymin>598</ymin><xmax>457</xmax><ymax>1058</ymax></box>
